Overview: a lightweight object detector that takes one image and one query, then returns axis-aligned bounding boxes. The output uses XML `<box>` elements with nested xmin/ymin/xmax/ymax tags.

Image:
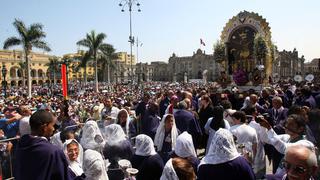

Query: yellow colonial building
<box><xmin>0</xmin><ymin>49</ymin><xmax>53</xmax><ymax>86</ymax></box>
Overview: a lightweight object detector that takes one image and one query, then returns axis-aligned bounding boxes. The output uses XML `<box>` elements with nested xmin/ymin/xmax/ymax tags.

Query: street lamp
<box><xmin>119</xmin><ymin>0</ymin><xmax>141</xmax><ymax>84</ymax></box>
<box><xmin>2</xmin><ymin>65</ymin><xmax>8</xmax><ymax>98</ymax></box>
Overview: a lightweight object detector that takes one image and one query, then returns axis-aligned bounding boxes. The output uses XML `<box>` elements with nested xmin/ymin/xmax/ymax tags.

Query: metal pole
<box><xmin>129</xmin><ymin>0</ymin><xmax>133</xmax><ymax>84</ymax></box>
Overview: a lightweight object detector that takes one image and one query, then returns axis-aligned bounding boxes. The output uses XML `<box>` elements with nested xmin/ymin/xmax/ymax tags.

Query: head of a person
<box><xmin>172</xmin><ymin>157</ymin><xmax>196</xmax><ymax>180</ymax></box>
<box><xmin>261</xmin><ymin>89</ymin><xmax>270</xmax><ymax>98</ymax></box>
<box><xmin>66</xmin><ymin>140</ymin><xmax>80</xmax><ymax>162</ymax></box>
<box><xmin>143</xmin><ymin>93</ymin><xmax>151</xmax><ymax>103</ymax></box>
<box><xmin>284</xmin><ymin>145</ymin><xmax>318</xmax><ymax>180</ymax></box>
<box><xmin>163</xmin><ymin>114</ymin><xmax>174</xmax><ymax>132</ymax></box>
<box><xmin>204</xmin><ymin>128</ymin><xmax>239</xmax><ymax>164</ymax></box>
<box><xmin>200</xmin><ymin>95</ymin><xmax>212</xmax><ymax>109</ymax></box>
<box><xmin>83</xmin><ymin>149</ymin><xmax>107</xmax><ymax>178</ymax></box>
<box><xmin>243</xmin><ymin>105</ymin><xmax>258</xmax><ymax>116</ymax></box>
<box><xmin>29</xmin><ymin>110</ymin><xmax>56</xmax><ymax>138</ymax></box>
<box><xmin>104</xmin><ymin>98</ymin><xmax>112</xmax><ymax>108</ymax></box>
<box><xmin>135</xmin><ymin>134</ymin><xmax>156</xmax><ymax>156</ymax></box>
<box><xmin>232</xmin><ymin>111</ymin><xmax>247</xmax><ymax>124</ymax></box>
<box><xmin>220</xmin><ymin>100</ymin><xmax>232</xmax><ymax>110</ymax></box>
<box><xmin>285</xmin><ymin>114</ymin><xmax>306</xmax><ymax>138</ymax></box>
<box><xmin>117</xmin><ymin>109</ymin><xmax>128</xmax><ymax>126</ymax></box>
<box><xmin>249</xmin><ymin>94</ymin><xmax>258</xmax><ymax>105</ymax></box>
<box><xmin>175</xmin><ymin>132</ymin><xmax>197</xmax><ymax>158</ymax></box>
<box><xmin>19</xmin><ymin>105</ymin><xmax>32</xmax><ymax>116</ymax></box>
<box><xmin>301</xmin><ymin>86</ymin><xmax>312</xmax><ymax>97</ymax></box>
<box><xmin>272</xmin><ymin>96</ymin><xmax>283</xmax><ymax>109</ymax></box>
<box><xmin>177</xmin><ymin>100</ymin><xmax>188</xmax><ymax>110</ymax></box>
<box><xmin>148</xmin><ymin>101</ymin><xmax>159</xmax><ymax>115</ymax></box>
<box><xmin>288</xmin><ymin>106</ymin><xmax>308</xmax><ymax>122</ymax></box>
<box><xmin>210</xmin><ymin>106</ymin><xmax>225</xmax><ymax>131</ymax></box>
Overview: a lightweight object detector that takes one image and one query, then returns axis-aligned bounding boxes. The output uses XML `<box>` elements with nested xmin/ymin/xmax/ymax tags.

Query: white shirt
<box><xmin>230</xmin><ymin>123</ymin><xmax>258</xmax><ymax>152</ymax></box>
<box><xmin>19</xmin><ymin>116</ymin><xmax>31</xmax><ymax>136</ymax></box>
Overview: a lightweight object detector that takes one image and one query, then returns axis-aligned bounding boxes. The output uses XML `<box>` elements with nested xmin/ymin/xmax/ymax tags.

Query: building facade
<box><xmin>168</xmin><ymin>49</ymin><xmax>217</xmax><ymax>82</ymax></box>
<box><xmin>0</xmin><ymin>49</ymin><xmax>54</xmax><ymax>86</ymax></box>
<box><xmin>272</xmin><ymin>48</ymin><xmax>305</xmax><ymax>80</ymax></box>
<box><xmin>304</xmin><ymin>58</ymin><xmax>320</xmax><ymax>82</ymax></box>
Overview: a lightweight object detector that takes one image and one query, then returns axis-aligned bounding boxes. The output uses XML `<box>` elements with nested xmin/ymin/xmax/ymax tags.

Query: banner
<box><xmin>61</xmin><ymin>64</ymin><xmax>67</xmax><ymax>98</ymax></box>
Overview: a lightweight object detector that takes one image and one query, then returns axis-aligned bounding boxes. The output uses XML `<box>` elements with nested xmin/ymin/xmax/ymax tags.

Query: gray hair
<box><xmin>285</xmin><ymin>145</ymin><xmax>318</xmax><ymax>168</ymax></box>
<box><xmin>272</xmin><ymin>96</ymin><xmax>283</xmax><ymax>104</ymax></box>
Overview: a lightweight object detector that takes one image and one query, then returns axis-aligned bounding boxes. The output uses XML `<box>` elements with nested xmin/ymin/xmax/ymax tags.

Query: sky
<box><xmin>0</xmin><ymin>0</ymin><xmax>319</xmax><ymax>63</ymax></box>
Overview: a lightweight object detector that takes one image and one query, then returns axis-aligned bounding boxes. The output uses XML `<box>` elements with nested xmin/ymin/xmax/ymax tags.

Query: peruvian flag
<box><xmin>200</xmin><ymin>38</ymin><xmax>206</xmax><ymax>46</ymax></box>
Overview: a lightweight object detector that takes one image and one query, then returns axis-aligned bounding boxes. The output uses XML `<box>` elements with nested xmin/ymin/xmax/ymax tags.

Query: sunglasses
<box><xmin>283</xmin><ymin>161</ymin><xmax>307</xmax><ymax>174</ymax></box>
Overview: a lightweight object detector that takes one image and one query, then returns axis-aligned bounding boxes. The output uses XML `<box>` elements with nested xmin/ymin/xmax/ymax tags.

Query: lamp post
<box><xmin>136</xmin><ymin>37</ymin><xmax>142</xmax><ymax>84</ymax></box>
<box><xmin>2</xmin><ymin>65</ymin><xmax>8</xmax><ymax>98</ymax></box>
<box><xmin>119</xmin><ymin>0</ymin><xmax>141</xmax><ymax>84</ymax></box>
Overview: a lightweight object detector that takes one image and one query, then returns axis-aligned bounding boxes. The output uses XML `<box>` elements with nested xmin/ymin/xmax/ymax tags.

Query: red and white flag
<box><xmin>200</xmin><ymin>38</ymin><xmax>206</xmax><ymax>46</ymax></box>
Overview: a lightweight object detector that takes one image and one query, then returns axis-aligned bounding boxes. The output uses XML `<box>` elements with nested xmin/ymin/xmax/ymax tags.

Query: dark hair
<box><xmin>220</xmin><ymin>100</ymin><xmax>232</xmax><ymax>110</ymax></box>
<box><xmin>210</xmin><ymin>106</ymin><xmax>225</xmax><ymax>131</ymax></box>
<box><xmin>286</xmin><ymin>114</ymin><xmax>306</xmax><ymax>135</ymax></box>
<box><xmin>29</xmin><ymin>110</ymin><xmax>54</xmax><ymax>132</ymax></box>
<box><xmin>243</xmin><ymin>105</ymin><xmax>257</xmax><ymax>116</ymax></box>
<box><xmin>172</xmin><ymin>157</ymin><xmax>196</xmax><ymax>180</ymax></box>
<box><xmin>288</xmin><ymin>105</ymin><xmax>304</xmax><ymax>116</ymax></box>
<box><xmin>232</xmin><ymin>111</ymin><xmax>246</xmax><ymax>123</ymax></box>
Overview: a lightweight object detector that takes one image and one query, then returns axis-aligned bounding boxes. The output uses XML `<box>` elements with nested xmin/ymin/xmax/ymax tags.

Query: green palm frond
<box><xmin>31</xmin><ymin>40</ymin><xmax>51</xmax><ymax>51</ymax></box>
<box><xmin>3</xmin><ymin>37</ymin><xmax>21</xmax><ymax>49</ymax></box>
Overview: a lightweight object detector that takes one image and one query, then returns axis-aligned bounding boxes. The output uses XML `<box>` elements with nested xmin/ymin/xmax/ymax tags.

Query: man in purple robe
<box><xmin>14</xmin><ymin>110</ymin><xmax>71</xmax><ymax>180</ymax></box>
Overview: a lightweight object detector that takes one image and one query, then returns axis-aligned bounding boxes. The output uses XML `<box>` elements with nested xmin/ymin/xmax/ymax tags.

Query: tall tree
<box><xmin>18</xmin><ymin>61</ymin><xmax>27</xmax><ymax>87</ymax></box>
<box><xmin>77</xmin><ymin>30</ymin><xmax>109</xmax><ymax>92</ymax></box>
<box><xmin>3</xmin><ymin>19</ymin><xmax>51</xmax><ymax>97</ymax></box>
<box><xmin>98</xmin><ymin>44</ymin><xmax>117</xmax><ymax>83</ymax></box>
<box><xmin>75</xmin><ymin>51</ymin><xmax>92</xmax><ymax>85</ymax></box>
<box><xmin>46</xmin><ymin>56</ymin><xmax>60</xmax><ymax>85</ymax></box>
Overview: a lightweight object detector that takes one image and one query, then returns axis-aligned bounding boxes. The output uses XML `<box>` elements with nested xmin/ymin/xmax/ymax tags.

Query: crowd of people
<box><xmin>0</xmin><ymin>80</ymin><xmax>319</xmax><ymax>180</ymax></box>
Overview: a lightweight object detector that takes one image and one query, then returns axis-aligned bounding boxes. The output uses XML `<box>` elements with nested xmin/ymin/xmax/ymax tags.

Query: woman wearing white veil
<box><xmin>80</xmin><ymin>120</ymin><xmax>104</xmax><ymax>152</ymax></box>
<box><xmin>131</xmin><ymin>134</ymin><xmax>164</xmax><ymax>180</ymax></box>
<box><xmin>165</xmin><ymin>131</ymin><xmax>199</xmax><ymax>176</ymax></box>
<box><xmin>63</xmin><ymin>139</ymin><xmax>85</xmax><ymax>179</ymax></box>
<box><xmin>198</xmin><ymin>128</ymin><xmax>255</xmax><ymax>180</ymax></box>
<box><xmin>83</xmin><ymin>149</ymin><xmax>109</xmax><ymax>180</ymax></box>
<box><xmin>102</xmin><ymin>124</ymin><xmax>133</xmax><ymax>180</ymax></box>
<box><xmin>154</xmin><ymin>114</ymin><xmax>179</xmax><ymax>162</ymax></box>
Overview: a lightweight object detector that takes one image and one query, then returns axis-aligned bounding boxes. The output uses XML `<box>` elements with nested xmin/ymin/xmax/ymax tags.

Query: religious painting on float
<box><xmin>228</xmin><ymin>26</ymin><xmax>256</xmax><ymax>86</ymax></box>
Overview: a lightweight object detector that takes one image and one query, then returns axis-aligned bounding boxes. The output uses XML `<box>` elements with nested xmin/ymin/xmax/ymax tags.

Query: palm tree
<box><xmin>46</xmin><ymin>56</ymin><xmax>60</xmax><ymax>85</ymax></box>
<box><xmin>18</xmin><ymin>61</ymin><xmax>27</xmax><ymax>87</ymax></box>
<box><xmin>77</xmin><ymin>30</ymin><xmax>109</xmax><ymax>92</ymax></box>
<box><xmin>3</xmin><ymin>19</ymin><xmax>51</xmax><ymax>97</ymax></box>
<box><xmin>98</xmin><ymin>44</ymin><xmax>117</xmax><ymax>83</ymax></box>
<box><xmin>75</xmin><ymin>51</ymin><xmax>92</xmax><ymax>86</ymax></box>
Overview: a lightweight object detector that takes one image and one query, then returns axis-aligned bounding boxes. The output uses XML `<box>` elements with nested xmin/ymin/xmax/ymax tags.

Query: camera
<box><xmin>255</xmin><ymin>113</ymin><xmax>270</xmax><ymax>123</ymax></box>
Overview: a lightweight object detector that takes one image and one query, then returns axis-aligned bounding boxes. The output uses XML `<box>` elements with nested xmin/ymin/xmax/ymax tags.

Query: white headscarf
<box><xmin>175</xmin><ymin>132</ymin><xmax>197</xmax><ymax>158</ymax></box>
<box><xmin>154</xmin><ymin>114</ymin><xmax>179</xmax><ymax>152</ymax></box>
<box><xmin>80</xmin><ymin>120</ymin><xmax>105</xmax><ymax>151</ymax></box>
<box><xmin>135</xmin><ymin>134</ymin><xmax>157</xmax><ymax>156</ymax></box>
<box><xmin>63</xmin><ymin>139</ymin><xmax>84</xmax><ymax>176</ymax></box>
<box><xmin>104</xmin><ymin>124</ymin><xmax>127</xmax><ymax>146</ymax></box>
<box><xmin>160</xmin><ymin>158</ymin><xmax>179</xmax><ymax>180</ymax></box>
<box><xmin>201</xmin><ymin>128</ymin><xmax>240</xmax><ymax>165</ymax></box>
<box><xmin>83</xmin><ymin>149</ymin><xmax>109</xmax><ymax>180</ymax></box>
<box><xmin>116</xmin><ymin>109</ymin><xmax>131</xmax><ymax>138</ymax></box>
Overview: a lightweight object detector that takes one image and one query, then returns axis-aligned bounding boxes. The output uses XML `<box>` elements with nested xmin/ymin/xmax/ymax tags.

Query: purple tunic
<box><xmin>197</xmin><ymin>156</ymin><xmax>255</xmax><ymax>180</ymax></box>
<box><xmin>14</xmin><ymin>135</ymin><xmax>71</xmax><ymax>180</ymax></box>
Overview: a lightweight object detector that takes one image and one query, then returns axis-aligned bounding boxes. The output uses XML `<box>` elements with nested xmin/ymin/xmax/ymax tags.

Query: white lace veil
<box><xmin>63</xmin><ymin>139</ymin><xmax>84</xmax><ymax>176</ymax></box>
<box><xmin>135</xmin><ymin>134</ymin><xmax>157</xmax><ymax>156</ymax></box>
<box><xmin>160</xmin><ymin>158</ymin><xmax>179</xmax><ymax>180</ymax></box>
<box><xmin>201</xmin><ymin>128</ymin><xmax>240</xmax><ymax>165</ymax></box>
<box><xmin>175</xmin><ymin>131</ymin><xmax>197</xmax><ymax>158</ymax></box>
<box><xmin>80</xmin><ymin>120</ymin><xmax>105</xmax><ymax>151</ymax></box>
<box><xmin>83</xmin><ymin>149</ymin><xmax>109</xmax><ymax>180</ymax></box>
<box><xmin>104</xmin><ymin>124</ymin><xmax>127</xmax><ymax>146</ymax></box>
<box><xmin>154</xmin><ymin>114</ymin><xmax>178</xmax><ymax>152</ymax></box>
